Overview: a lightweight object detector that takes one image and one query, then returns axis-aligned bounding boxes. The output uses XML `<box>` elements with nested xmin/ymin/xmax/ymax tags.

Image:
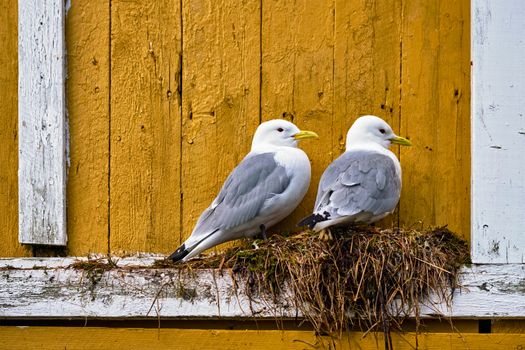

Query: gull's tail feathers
<box><xmin>297</xmin><ymin>211</ymin><xmax>331</xmax><ymax>230</ymax></box>
<box><xmin>168</xmin><ymin>228</ymin><xmax>220</xmax><ymax>263</ymax></box>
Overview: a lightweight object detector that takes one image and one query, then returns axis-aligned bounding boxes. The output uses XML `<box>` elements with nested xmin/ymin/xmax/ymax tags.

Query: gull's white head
<box><xmin>345</xmin><ymin>115</ymin><xmax>412</xmax><ymax>150</ymax></box>
<box><xmin>251</xmin><ymin>119</ymin><xmax>318</xmax><ymax>150</ymax></box>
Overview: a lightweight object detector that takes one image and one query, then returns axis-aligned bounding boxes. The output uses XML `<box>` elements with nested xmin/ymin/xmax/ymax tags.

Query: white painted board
<box><xmin>471</xmin><ymin>0</ymin><xmax>525</xmax><ymax>263</ymax></box>
<box><xmin>1</xmin><ymin>258</ymin><xmax>524</xmax><ymax>319</ymax></box>
<box><xmin>18</xmin><ymin>1</ymin><xmax>67</xmax><ymax>245</ymax></box>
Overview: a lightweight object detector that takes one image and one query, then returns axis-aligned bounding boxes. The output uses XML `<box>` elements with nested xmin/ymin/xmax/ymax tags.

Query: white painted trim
<box><xmin>1</xmin><ymin>258</ymin><xmax>524</xmax><ymax>319</ymax></box>
<box><xmin>471</xmin><ymin>1</ymin><xmax>525</xmax><ymax>263</ymax></box>
<box><xmin>18</xmin><ymin>1</ymin><xmax>67</xmax><ymax>245</ymax></box>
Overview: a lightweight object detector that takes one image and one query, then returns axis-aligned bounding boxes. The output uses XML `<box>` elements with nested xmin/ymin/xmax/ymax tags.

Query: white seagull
<box><xmin>169</xmin><ymin>119</ymin><xmax>318</xmax><ymax>262</ymax></box>
<box><xmin>298</xmin><ymin>115</ymin><xmax>411</xmax><ymax>233</ymax></box>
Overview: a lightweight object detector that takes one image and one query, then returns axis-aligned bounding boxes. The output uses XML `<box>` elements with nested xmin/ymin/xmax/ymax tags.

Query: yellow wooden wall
<box><xmin>2</xmin><ymin>319</ymin><xmax>525</xmax><ymax>349</ymax></box>
<box><xmin>2</xmin><ymin>327</ymin><xmax>525</xmax><ymax>350</ymax></box>
<box><xmin>0</xmin><ymin>0</ymin><xmax>470</xmax><ymax>257</ymax></box>
<box><xmin>0</xmin><ymin>0</ymin><xmax>29</xmax><ymax>257</ymax></box>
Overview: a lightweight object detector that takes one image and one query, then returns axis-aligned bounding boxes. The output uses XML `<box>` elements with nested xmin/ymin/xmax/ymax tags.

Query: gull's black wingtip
<box><xmin>297</xmin><ymin>212</ymin><xmax>331</xmax><ymax>229</ymax></box>
<box><xmin>168</xmin><ymin>244</ymin><xmax>190</xmax><ymax>262</ymax></box>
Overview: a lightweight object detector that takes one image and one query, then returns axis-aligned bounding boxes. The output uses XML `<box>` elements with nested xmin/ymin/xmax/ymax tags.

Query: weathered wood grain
<box><xmin>110</xmin><ymin>1</ymin><xmax>182</xmax><ymax>254</ymax></box>
<box><xmin>181</xmin><ymin>0</ymin><xmax>260</xmax><ymax>249</ymax></box>
<box><xmin>18</xmin><ymin>1</ymin><xmax>67</xmax><ymax>246</ymax></box>
<box><xmin>1</xmin><ymin>258</ymin><xmax>524</xmax><ymax>319</ymax></box>
<box><xmin>2</xmin><ymin>327</ymin><xmax>525</xmax><ymax>350</ymax></box>
<box><xmin>261</xmin><ymin>0</ymin><xmax>334</xmax><ymax>231</ymax></box>
<box><xmin>66</xmin><ymin>0</ymin><xmax>110</xmax><ymax>254</ymax></box>
<box><xmin>0</xmin><ymin>258</ymin><xmax>272</xmax><ymax>319</ymax></box>
<box><xmin>0</xmin><ymin>0</ymin><xmax>31</xmax><ymax>257</ymax></box>
<box><xmin>471</xmin><ymin>0</ymin><xmax>525</xmax><ymax>263</ymax></box>
<box><xmin>399</xmin><ymin>0</ymin><xmax>470</xmax><ymax>240</ymax></box>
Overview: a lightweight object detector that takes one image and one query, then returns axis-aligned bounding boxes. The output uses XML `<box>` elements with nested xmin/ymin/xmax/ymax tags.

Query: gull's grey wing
<box><xmin>314</xmin><ymin>150</ymin><xmax>400</xmax><ymax>219</ymax></box>
<box><xmin>185</xmin><ymin>152</ymin><xmax>291</xmax><ymax>249</ymax></box>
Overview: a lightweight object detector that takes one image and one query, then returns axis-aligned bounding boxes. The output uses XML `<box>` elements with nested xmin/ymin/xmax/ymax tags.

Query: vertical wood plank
<box><xmin>261</xmin><ymin>0</ymin><xmax>334</xmax><ymax>232</ymax></box>
<box><xmin>399</xmin><ymin>0</ymin><xmax>470</xmax><ymax>240</ymax></box>
<box><xmin>334</xmin><ymin>0</ymin><xmax>401</xmax><ymax>129</ymax></box>
<box><xmin>0</xmin><ymin>0</ymin><xmax>31</xmax><ymax>257</ymax></box>
<box><xmin>181</xmin><ymin>0</ymin><xmax>261</xmax><ymax>246</ymax></box>
<box><xmin>18</xmin><ymin>1</ymin><xmax>67</xmax><ymax>246</ymax></box>
<box><xmin>471</xmin><ymin>0</ymin><xmax>525</xmax><ymax>263</ymax></box>
<box><xmin>333</xmin><ymin>0</ymin><xmax>402</xmax><ymax>227</ymax></box>
<box><xmin>110</xmin><ymin>1</ymin><xmax>182</xmax><ymax>254</ymax></box>
<box><xmin>65</xmin><ymin>1</ymin><xmax>110</xmax><ymax>255</ymax></box>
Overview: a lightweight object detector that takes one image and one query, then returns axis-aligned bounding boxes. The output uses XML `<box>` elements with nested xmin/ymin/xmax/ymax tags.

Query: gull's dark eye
<box><xmin>277</xmin><ymin>127</ymin><xmax>284</xmax><ymax>132</ymax></box>
<box><xmin>379</xmin><ymin>128</ymin><xmax>386</xmax><ymax>134</ymax></box>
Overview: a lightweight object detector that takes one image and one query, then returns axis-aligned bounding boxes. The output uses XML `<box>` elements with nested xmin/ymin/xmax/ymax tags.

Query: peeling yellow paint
<box><xmin>109</xmin><ymin>1</ymin><xmax>183</xmax><ymax>254</ymax></box>
<box><xmin>66</xmin><ymin>0</ymin><xmax>111</xmax><ymax>255</ymax></box>
<box><xmin>399</xmin><ymin>0</ymin><xmax>471</xmax><ymax>238</ymax></box>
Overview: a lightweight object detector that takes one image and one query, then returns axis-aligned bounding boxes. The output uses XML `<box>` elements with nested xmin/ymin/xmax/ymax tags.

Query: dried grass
<box><xmin>180</xmin><ymin>226</ymin><xmax>469</xmax><ymax>345</ymax></box>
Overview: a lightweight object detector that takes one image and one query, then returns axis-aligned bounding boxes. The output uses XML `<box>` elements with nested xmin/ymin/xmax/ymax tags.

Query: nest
<box><xmin>174</xmin><ymin>226</ymin><xmax>469</xmax><ymax>344</ymax></box>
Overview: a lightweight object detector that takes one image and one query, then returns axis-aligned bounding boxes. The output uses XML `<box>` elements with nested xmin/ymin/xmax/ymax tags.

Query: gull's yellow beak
<box><xmin>390</xmin><ymin>135</ymin><xmax>412</xmax><ymax>146</ymax></box>
<box><xmin>293</xmin><ymin>130</ymin><xmax>319</xmax><ymax>140</ymax></box>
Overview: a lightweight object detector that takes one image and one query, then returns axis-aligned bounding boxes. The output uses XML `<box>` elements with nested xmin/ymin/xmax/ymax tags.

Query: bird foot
<box><xmin>259</xmin><ymin>224</ymin><xmax>268</xmax><ymax>241</ymax></box>
<box><xmin>318</xmin><ymin>229</ymin><xmax>333</xmax><ymax>241</ymax></box>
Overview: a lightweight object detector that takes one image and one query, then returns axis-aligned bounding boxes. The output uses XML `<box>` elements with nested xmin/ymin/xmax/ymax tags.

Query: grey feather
<box><xmin>314</xmin><ymin>150</ymin><xmax>400</xmax><ymax>221</ymax></box>
<box><xmin>185</xmin><ymin>152</ymin><xmax>291</xmax><ymax>249</ymax></box>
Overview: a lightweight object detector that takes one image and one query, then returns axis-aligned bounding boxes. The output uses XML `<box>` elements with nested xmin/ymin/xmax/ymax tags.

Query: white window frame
<box><xmin>18</xmin><ymin>0</ymin><xmax>67</xmax><ymax>246</ymax></box>
<box><xmin>471</xmin><ymin>0</ymin><xmax>525</xmax><ymax>264</ymax></box>
<box><xmin>5</xmin><ymin>0</ymin><xmax>525</xmax><ymax>319</ymax></box>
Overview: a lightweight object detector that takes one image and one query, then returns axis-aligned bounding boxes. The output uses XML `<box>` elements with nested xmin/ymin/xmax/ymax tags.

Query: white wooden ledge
<box><xmin>1</xmin><ymin>258</ymin><xmax>524</xmax><ymax>319</ymax></box>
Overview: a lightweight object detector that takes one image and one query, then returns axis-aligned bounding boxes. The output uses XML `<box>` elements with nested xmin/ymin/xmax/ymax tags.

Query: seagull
<box><xmin>298</xmin><ymin>115</ymin><xmax>411</xmax><ymax>234</ymax></box>
<box><xmin>169</xmin><ymin>119</ymin><xmax>319</xmax><ymax>262</ymax></box>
